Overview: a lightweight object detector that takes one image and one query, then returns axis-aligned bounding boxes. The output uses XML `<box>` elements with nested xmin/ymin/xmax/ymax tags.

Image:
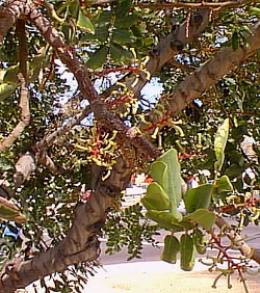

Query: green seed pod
<box><xmin>193</xmin><ymin>229</ymin><xmax>207</xmax><ymax>255</ymax></box>
<box><xmin>161</xmin><ymin>235</ymin><xmax>180</xmax><ymax>264</ymax></box>
<box><xmin>180</xmin><ymin>234</ymin><xmax>196</xmax><ymax>271</ymax></box>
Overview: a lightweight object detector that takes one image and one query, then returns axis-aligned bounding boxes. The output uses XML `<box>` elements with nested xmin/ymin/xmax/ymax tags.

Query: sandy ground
<box><xmin>85</xmin><ymin>261</ymin><xmax>260</xmax><ymax>293</ymax></box>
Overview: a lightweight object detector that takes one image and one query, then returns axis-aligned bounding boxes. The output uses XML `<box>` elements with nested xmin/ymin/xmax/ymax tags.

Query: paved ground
<box><xmin>85</xmin><ymin>261</ymin><xmax>260</xmax><ymax>293</ymax></box>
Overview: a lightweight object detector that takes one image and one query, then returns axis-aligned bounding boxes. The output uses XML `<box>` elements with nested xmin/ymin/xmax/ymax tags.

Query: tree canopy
<box><xmin>0</xmin><ymin>0</ymin><xmax>259</xmax><ymax>292</ymax></box>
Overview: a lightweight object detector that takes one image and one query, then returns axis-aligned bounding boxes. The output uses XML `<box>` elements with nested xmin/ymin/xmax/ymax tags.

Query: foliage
<box><xmin>0</xmin><ymin>0</ymin><xmax>259</xmax><ymax>292</ymax></box>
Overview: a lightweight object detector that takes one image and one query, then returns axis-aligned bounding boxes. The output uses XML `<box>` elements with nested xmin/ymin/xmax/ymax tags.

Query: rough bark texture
<box><xmin>142</xmin><ymin>22</ymin><xmax>260</xmax><ymax>130</ymax></box>
<box><xmin>127</xmin><ymin>9</ymin><xmax>210</xmax><ymax>96</ymax></box>
<box><xmin>100</xmin><ymin>9</ymin><xmax>210</xmax><ymax>100</ymax></box>
<box><xmin>0</xmin><ymin>0</ymin><xmax>27</xmax><ymax>41</ymax></box>
<box><xmin>0</xmin><ymin>157</ymin><xmax>132</xmax><ymax>292</ymax></box>
<box><xmin>0</xmin><ymin>1</ymin><xmax>259</xmax><ymax>292</ymax></box>
<box><xmin>28</xmin><ymin>5</ymin><xmax>159</xmax><ymax>161</ymax></box>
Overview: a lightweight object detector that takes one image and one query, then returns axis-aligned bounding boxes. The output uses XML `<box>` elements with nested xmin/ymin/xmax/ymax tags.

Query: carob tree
<box><xmin>0</xmin><ymin>0</ymin><xmax>259</xmax><ymax>292</ymax></box>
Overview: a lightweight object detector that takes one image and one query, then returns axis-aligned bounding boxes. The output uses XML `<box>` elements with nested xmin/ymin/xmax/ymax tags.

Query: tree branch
<box><xmin>0</xmin><ymin>75</ymin><xmax>30</xmax><ymax>152</ymax></box>
<box><xmin>28</xmin><ymin>4</ymin><xmax>159</xmax><ymax>161</ymax></box>
<box><xmin>101</xmin><ymin>9</ymin><xmax>210</xmax><ymax>100</ymax></box>
<box><xmin>215</xmin><ymin>216</ymin><xmax>260</xmax><ymax>264</ymax></box>
<box><xmin>16</xmin><ymin>19</ymin><xmax>28</xmax><ymax>80</ymax></box>
<box><xmin>0</xmin><ymin>155</ymin><xmax>132</xmax><ymax>292</ymax></box>
<box><xmin>0</xmin><ymin>0</ymin><xmax>28</xmax><ymax>42</ymax></box>
<box><xmin>137</xmin><ymin>0</ymin><xmax>254</xmax><ymax>11</ymax></box>
<box><xmin>142</xmin><ymin>22</ymin><xmax>260</xmax><ymax>131</ymax></box>
<box><xmin>0</xmin><ymin>2</ymin><xmax>259</xmax><ymax>292</ymax></box>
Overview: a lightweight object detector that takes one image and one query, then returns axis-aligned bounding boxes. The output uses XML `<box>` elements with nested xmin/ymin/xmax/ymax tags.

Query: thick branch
<box><xmin>0</xmin><ymin>0</ymin><xmax>28</xmax><ymax>42</ymax></box>
<box><xmin>11</xmin><ymin>8</ymin><xmax>209</xmax><ymax>178</ymax></box>
<box><xmin>143</xmin><ymin>22</ymin><xmax>260</xmax><ymax>130</ymax></box>
<box><xmin>28</xmin><ymin>5</ymin><xmax>159</xmax><ymax>160</ymax></box>
<box><xmin>16</xmin><ymin>19</ymin><xmax>28</xmax><ymax>79</ymax></box>
<box><xmin>101</xmin><ymin>9</ymin><xmax>210</xmax><ymax>100</ymax></box>
<box><xmin>0</xmin><ymin>75</ymin><xmax>30</xmax><ymax>152</ymax></box>
<box><xmin>0</xmin><ymin>156</ymin><xmax>132</xmax><ymax>292</ymax></box>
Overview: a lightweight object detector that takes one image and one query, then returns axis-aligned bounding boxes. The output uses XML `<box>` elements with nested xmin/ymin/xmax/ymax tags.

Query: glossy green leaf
<box><xmin>0</xmin><ymin>83</ymin><xmax>17</xmax><ymax>101</ymax></box>
<box><xmin>95</xmin><ymin>26</ymin><xmax>109</xmax><ymax>43</ymax></box>
<box><xmin>115</xmin><ymin>14</ymin><xmax>138</xmax><ymax>29</ymax></box>
<box><xmin>149</xmin><ymin>161</ymin><xmax>168</xmax><ymax>190</ymax></box>
<box><xmin>86</xmin><ymin>46</ymin><xmax>108</xmax><ymax>70</ymax></box>
<box><xmin>214</xmin><ymin>118</ymin><xmax>229</xmax><ymax>172</ymax></box>
<box><xmin>115</xmin><ymin>0</ymin><xmax>132</xmax><ymax>18</ymax></box>
<box><xmin>184</xmin><ymin>184</ymin><xmax>213</xmax><ymax>213</ymax></box>
<box><xmin>146</xmin><ymin>210</ymin><xmax>186</xmax><ymax>231</ymax></box>
<box><xmin>158</xmin><ymin>149</ymin><xmax>182</xmax><ymax>212</ymax></box>
<box><xmin>110</xmin><ymin>43</ymin><xmax>134</xmax><ymax>63</ymax></box>
<box><xmin>77</xmin><ymin>9</ymin><xmax>95</xmax><ymax>34</ymax></box>
<box><xmin>141</xmin><ymin>182</ymin><xmax>170</xmax><ymax>211</ymax></box>
<box><xmin>111</xmin><ymin>29</ymin><xmax>135</xmax><ymax>45</ymax></box>
<box><xmin>3</xmin><ymin>64</ymin><xmax>19</xmax><ymax>83</ymax></box>
<box><xmin>183</xmin><ymin>209</ymin><xmax>216</xmax><ymax>231</ymax></box>
<box><xmin>212</xmin><ymin>175</ymin><xmax>234</xmax><ymax>201</ymax></box>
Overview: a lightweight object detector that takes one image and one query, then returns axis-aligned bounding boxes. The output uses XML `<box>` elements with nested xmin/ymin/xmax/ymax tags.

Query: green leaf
<box><xmin>0</xmin><ymin>157</ymin><xmax>14</xmax><ymax>171</ymax></box>
<box><xmin>29</xmin><ymin>53</ymin><xmax>46</xmax><ymax>81</ymax></box>
<box><xmin>141</xmin><ymin>182</ymin><xmax>170</xmax><ymax>211</ymax></box>
<box><xmin>77</xmin><ymin>9</ymin><xmax>95</xmax><ymax>34</ymax></box>
<box><xmin>158</xmin><ymin>149</ymin><xmax>182</xmax><ymax>212</ymax></box>
<box><xmin>0</xmin><ymin>197</ymin><xmax>26</xmax><ymax>224</ymax></box>
<box><xmin>249</xmin><ymin>6</ymin><xmax>260</xmax><ymax>17</ymax></box>
<box><xmin>95</xmin><ymin>26</ymin><xmax>109</xmax><ymax>43</ymax></box>
<box><xmin>111</xmin><ymin>29</ymin><xmax>135</xmax><ymax>45</ymax></box>
<box><xmin>115</xmin><ymin>14</ymin><xmax>138</xmax><ymax>29</ymax></box>
<box><xmin>97</xmin><ymin>10</ymin><xmax>113</xmax><ymax>25</ymax></box>
<box><xmin>212</xmin><ymin>175</ymin><xmax>233</xmax><ymax>201</ymax></box>
<box><xmin>86</xmin><ymin>46</ymin><xmax>108</xmax><ymax>70</ymax></box>
<box><xmin>115</xmin><ymin>0</ymin><xmax>132</xmax><ymax>18</ymax></box>
<box><xmin>214</xmin><ymin>118</ymin><xmax>229</xmax><ymax>172</ymax></box>
<box><xmin>184</xmin><ymin>184</ymin><xmax>213</xmax><ymax>213</ymax></box>
<box><xmin>69</xmin><ymin>0</ymin><xmax>79</xmax><ymax>18</ymax></box>
<box><xmin>183</xmin><ymin>209</ymin><xmax>216</xmax><ymax>231</ymax></box>
<box><xmin>193</xmin><ymin>229</ymin><xmax>206</xmax><ymax>254</ymax></box>
<box><xmin>3</xmin><ymin>64</ymin><xmax>19</xmax><ymax>83</ymax></box>
<box><xmin>110</xmin><ymin>43</ymin><xmax>134</xmax><ymax>63</ymax></box>
<box><xmin>214</xmin><ymin>175</ymin><xmax>233</xmax><ymax>193</ymax></box>
<box><xmin>146</xmin><ymin>210</ymin><xmax>187</xmax><ymax>231</ymax></box>
<box><xmin>149</xmin><ymin>161</ymin><xmax>168</xmax><ymax>190</ymax></box>
<box><xmin>0</xmin><ymin>83</ymin><xmax>17</xmax><ymax>101</ymax></box>
<box><xmin>232</xmin><ymin>31</ymin><xmax>239</xmax><ymax>50</ymax></box>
